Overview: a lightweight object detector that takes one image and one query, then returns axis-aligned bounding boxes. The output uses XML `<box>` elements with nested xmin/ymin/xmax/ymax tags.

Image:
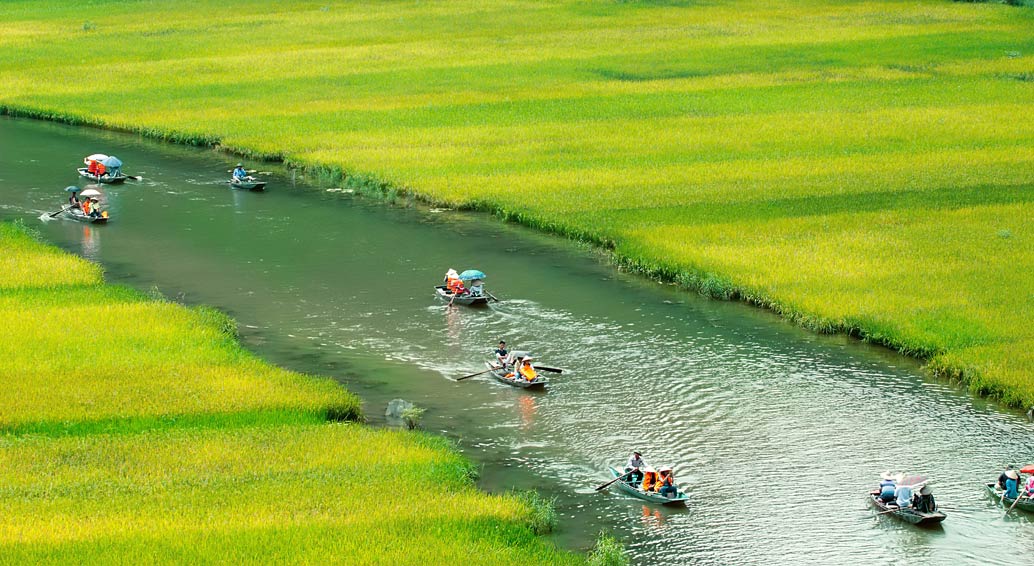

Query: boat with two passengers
<box><xmin>78</xmin><ymin>154</ymin><xmax>130</xmax><ymax>184</ymax></box>
<box><xmin>483</xmin><ymin>354</ymin><xmax>548</xmax><ymax>390</ymax></box>
<box><xmin>869</xmin><ymin>474</ymin><xmax>945</xmax><ymax>526</ymax></box>
<box><xmin>606</xmin><ymin>466</ymin><xmax>689</xmax><ymax>506</ymax></box>
<box><xmin>436</xmin><ymin>268</ymin><xmax>495</xmax><ymax>306</ymax></box>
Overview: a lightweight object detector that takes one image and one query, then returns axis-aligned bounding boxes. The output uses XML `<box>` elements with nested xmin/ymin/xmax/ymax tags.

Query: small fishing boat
<box><xmin>985</xmin><ymin>482</ymin><xmax>1034</xmax><ymax>513</ymax></box>
<box><xmin>435</xmin><ymin>285</ymin><xmax>490</xmax><ymax>306</ymax></box>
<box><xmin>606</xmin><ymin>467</ymin><xmax>689</xmax><ymax>506</ymax></box>
<box><xmin>229</xmin><ymin>178</ymin><xmax>266</xmax><ymax>192</ymax></box>
<box><xmin>63</xmin><ymin>207</ymin><xmax>109</xmax><ymax>224</ymax></box>
<box><xmin>483</xmin><ymin>361</ymin><xmax>547</xmax><ymax>389</ymax></box>
<box><xmin>869</xmin><ymin>493</ymin><xmax>945</xmax><ymax>526</ymax></box>
<box><xmin>77</xmin><ymin>168</ymin><xmax>127</xmax><ymax>184</ymax></box>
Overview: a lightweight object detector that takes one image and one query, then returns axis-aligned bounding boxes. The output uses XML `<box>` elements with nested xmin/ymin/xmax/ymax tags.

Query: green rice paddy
<box><xmin>0</xmin><ymin>224</ymin><xmax>589</xmax><ymax>563</ymax></box>
<box><xmin>0</xmin><ymin>2</ymin><xmax>1031</xmax><ymax>400</ymax></box>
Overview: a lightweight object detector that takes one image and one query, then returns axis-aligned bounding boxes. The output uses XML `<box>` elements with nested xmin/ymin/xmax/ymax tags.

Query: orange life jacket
<box><xmin>96</xmin><ymin>163</ymin><xmax>106</xmax><ymax>176</ymax></box>
<box><xmin>519</xmin><ymin>363</ymin><xmax>537</xmax><ymax>381</ymax></box>
<box><xmin>448</xmin><ymin>278</ymin><xmax>465</xmax><ymax>294</ymax></box>
<box><xmin>82</xmin><ymin>200</ymin><xmax>91</xmax><ymax>214</ymax></box>
<box><xmin>641</xmin><ymin>471</ymin><xmax>657</xmax><ymax>492</ymax></box>
<box><xmin>87</xmin><ymin>160</ymin><xmax>97</xmax><ymax>174</ymax></box>
<box><xmin>657</xmin><ymin>472</ymin><xmax>674</xmax><ymax>490</ymax></box>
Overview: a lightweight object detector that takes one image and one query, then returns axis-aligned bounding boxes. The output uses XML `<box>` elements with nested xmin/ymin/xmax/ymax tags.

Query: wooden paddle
<box><xmin>48</xmin><ymin>205</ymin><xmax>70</xmax><ymax>218</ymax></box>
<box><xmin>595</xmin><ymin>469</ymin><xmax>636</xmax><ymax>492</ymax></box>
<box><xmin>486</xmin><ymin>291</ymin><xmax>500</xmax><ymax>302</ymax></box>
<box><xmin>456</xmin><ymin>365</ymin><xmax>499</xmax><ymax>381</ymax></box>
<box><xmin>1005</xmin><ymin>491</ymin><xmax>1025</xmax><ymax>516</ymax></box>
<box><xmin>533</xmin><ymin>365</ymin><xmax>564</xmax><ymax>374</ymax></box>
<box><xmin>125</xmin><ymin>175</ymin><xmax>143</xmax><ymax>181</ymax></box>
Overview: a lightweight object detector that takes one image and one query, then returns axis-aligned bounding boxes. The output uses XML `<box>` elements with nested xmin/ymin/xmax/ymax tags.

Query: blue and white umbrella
<box><xmin>100</xmin><ymin>155</ymin><xmax>122</xmax><ymax>168</ymax></box>
<box><xmin>459</xmin><ymin>269</ymin><xmax>486</xmax><ymax>280</ymax></box>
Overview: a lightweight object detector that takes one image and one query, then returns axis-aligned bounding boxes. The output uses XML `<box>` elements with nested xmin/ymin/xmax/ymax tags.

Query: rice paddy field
<box><xmin>0</xmin><ymin>223</ymin><xmax>588</xmax><ymax>563</ymax></box>
<box><xmin>2</xmin><ymin>0</ymin><xmax>1030</xmax><ymax>406</ymax></box>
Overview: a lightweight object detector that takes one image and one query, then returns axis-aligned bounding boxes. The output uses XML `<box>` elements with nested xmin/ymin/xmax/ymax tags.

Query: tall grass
<box><xmin>1</xmin><ymin>0</ymin><xmax>1032</xmax><ymax>406</ymax></box>
<box><xmin>0</xmin><ymin>423</ymin><xmax>582</xmax><ymax>564</ymax></box>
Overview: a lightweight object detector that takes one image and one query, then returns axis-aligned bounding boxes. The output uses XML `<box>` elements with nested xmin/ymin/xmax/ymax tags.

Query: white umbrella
<box><xmin>83</xmin><ymin>153</ymin><xmax>108</xmax><ymax>164</ymax></box>
<box><xmin>79</xmin><ymin>188</ymin><xmax>102</xmax><ymax>198</ymax></box>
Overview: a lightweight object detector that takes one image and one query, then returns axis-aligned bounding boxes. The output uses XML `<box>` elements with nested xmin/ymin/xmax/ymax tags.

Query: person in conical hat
<box><xmin>877</xmin><ymin>472</ymin><xmax>897</xmax><ymax>502</ymax></box>
<box><xmin>656</xmin><ymin>466</ymin><xmax>678</xmax><ymax>498</ymax></box>
<box><xmin>1005</xmin><ymin>469</ymin><xmax>1020</xmax><ymax>499</ymax></box>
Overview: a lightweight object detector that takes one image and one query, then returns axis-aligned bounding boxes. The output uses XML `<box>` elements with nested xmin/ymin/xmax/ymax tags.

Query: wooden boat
<box><xmin>606</xmin><ymin>467</ymin><xmax>689</xmax><ymax>506</ymax></box>
<box><xmin>869</xmin><ymin>493</ymin><xmax>945</xmax><ymax>525</ymax></box>
<box><xmin>434</xmin><ymin>285</ymin><xmax>489</xmax><ymax>306</ymax></box>
<box><xmin>77</xmin><ymin>168</ymin><xmax>127</xmax><ymax>184</ymax></box>
<box><xmin>229</xmin><ymin>178</ymin><xmax>266</xmax><ymax>192</ymax></box>
<box><xmin>63</xmin><ymin>207</ymin><xmax>109</xmax><ymax>224</ymax></box>
<box><xmin>985</xmin><ymin>482</ymin><xmax>1034</xmax><ymax>513</ymax></box>
<box><xmin>483</xmin><ymin>361</ymin><xmax>547</xmax><ymax>389</ymax></box>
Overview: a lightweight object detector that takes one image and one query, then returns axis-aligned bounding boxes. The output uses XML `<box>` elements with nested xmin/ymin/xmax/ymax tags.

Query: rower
<box><xmin>656</xmin><ymin>466</ymin><xmax>678</xmax><ymax>498</ymax></box>
<box><xmin>68</xmin><ymin>190</ymin><xmax>81</xmax><ymax>209</ymax></box>
<box><xmin>232</xmin><ymin>163</ymin><xmax>249</xmax><ymax>181</ymax></box>
<box><xmin>1004</xmin><ymin>469</ymin><xmax>1020</xmax><ymax>499</ymax></box>
<box><xmin>624</xmin><ymin>451</ymin><xmax>645</xmax><ymax>485</ymax></box>
<box><xmin>494</xmin><ymin>341</ymin><xmax>508</xmax><ymax>367</ymax></box>
<box><xmin>998</xmin><ymin>465</ymin><xmax>1014</xmax><ymax>490</ymax></box>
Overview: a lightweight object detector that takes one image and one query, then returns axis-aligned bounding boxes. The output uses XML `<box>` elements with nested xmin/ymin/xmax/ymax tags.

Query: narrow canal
<box><xmin>2</xmin><ymin>116</ymin><xmax>1031</xmax><ymax>565</ymax></box>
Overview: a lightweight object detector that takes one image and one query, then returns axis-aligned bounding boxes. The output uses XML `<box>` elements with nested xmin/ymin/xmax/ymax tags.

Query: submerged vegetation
<box><xmin>0</xmin><ymin>223</ymin><xmax>586</xmax><ymax>563</ymax></box>
<box><xmin>0</xmin><ymin>2</ymin><xmax>1031</xmax><ymax>410</ymax></box>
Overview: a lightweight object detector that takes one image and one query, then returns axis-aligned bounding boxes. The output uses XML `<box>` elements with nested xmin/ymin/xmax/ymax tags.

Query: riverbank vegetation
<box><xmin>1</xmin><ymin>0</ymin><xmax>1032</xmax><ymax>408</ymax></box>
<box><xmin>0</xmin><ymin>223</ymin><xmax>588</xmax><ymax>563</ymax></box>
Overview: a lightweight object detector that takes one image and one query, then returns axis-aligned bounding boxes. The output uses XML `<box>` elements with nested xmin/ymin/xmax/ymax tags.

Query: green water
<box><xmin>2</xmin><ymin>116</ymin><xmax>1032</xmax><ymax>565</ymax></box>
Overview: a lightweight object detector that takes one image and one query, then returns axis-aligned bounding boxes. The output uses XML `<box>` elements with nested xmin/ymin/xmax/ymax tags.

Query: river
<box><xmin>1</xmin><ymin>116</ymin><xmax>1031</xmax><ymax>565</ymax></box>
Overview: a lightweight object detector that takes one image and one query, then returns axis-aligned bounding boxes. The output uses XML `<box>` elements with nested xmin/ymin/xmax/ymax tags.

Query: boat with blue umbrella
<box><xmin>435</xmin><ymin>268</ymin><xmax>497</xmax><ymax>306</ymax></box>
<box><xmin>77</xmin><ymin>154</ymin><xmax>133</xmax><ymax>184</ymax></box>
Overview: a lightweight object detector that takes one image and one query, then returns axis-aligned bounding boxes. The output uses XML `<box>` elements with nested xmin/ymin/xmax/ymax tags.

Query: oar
<box><xmin>596</xmin><ymin>469</ymin><xmax>636</xmax><ymax>492</ymax></box>
<box><xmin>456</xmin><ymin>366</ymin><xmax>498</xmax><ymax>381</ymax></box>
<box><xmin>533</xmin><ymin>365</ymin><xmax>564</xmax><ymax>374</ymax></box>
<box><xmin>486</xmin><ymin>291</ymin><xmax>500</xmax><ymax>302</ymax></box>
<box><xmin>48</xmin><ymin>205</ymin><xmax>70</xmax><ymax>218</ymax></box>
<box><xmin>1005</xmin><ymin>492</ymin><xmax>1024</xmax><ymax>516</ymax></box>
<box><xmin>125</xmin><ymin>175</ymin><xmax>143</xmax><ymax>181</ymax></box>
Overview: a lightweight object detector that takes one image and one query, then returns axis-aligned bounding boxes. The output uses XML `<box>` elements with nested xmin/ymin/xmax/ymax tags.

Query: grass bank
<box><xmin>0</xmin><ymin>222</ymin><xmax>594</xmax><ymax>563</ymax></box>
<box><xmin>1</xmin><ymin>0</ymin><xmax>1032</xmax><ymax>408</ymax></box>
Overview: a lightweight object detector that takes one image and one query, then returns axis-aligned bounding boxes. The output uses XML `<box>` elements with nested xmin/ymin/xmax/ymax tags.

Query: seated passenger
<box><xmin>81</xmin><ymin>198</ymin><xmax>92</xmax><ymax>216</ymax></box>
<box><xmin>656</xmin><ymin>466</ymin><xmax>678</xmax><ymax>498</ymax></box>
<box><xmin>448</xmin><ymin>278</ymin><xmax>467</xmax><ymax>295</ymax></box>
<box><xmin>878</xmin><ymin>472</ymin><xmax>897</xmax><ymax>502</ymax></box>
<box><xmin>517</xmin><ymin>357</ymin><xmax>538</xmax><ymax>381</ymax></box>
<box><xmin>894</xmin><ymin>482</ymin><xmax>913</xmax><ymax>508</ymax></box>
<box><xmin>88</xmin><ymin>198</ymin><xmax>102</xmax><ymax>218</ymax></box>
<box><xmin>494</xmin><ymin>340</ymin><xmax>508</xmax><ymax>366</ymax></box>
<box><xmin>96</xmin><ymin>162</ymin><xmax>107</xmax><ymax>178</ymax></box>
<box><xmin>641</xmin><ymin>467</ymin><xmax>658</xmax><ymax>492</ymax></box>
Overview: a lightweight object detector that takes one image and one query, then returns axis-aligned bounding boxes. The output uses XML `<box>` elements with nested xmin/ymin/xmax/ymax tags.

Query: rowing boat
<box><xmin>62</xmin><ymin>207</ymin><xmax>109</xmax><ymax>224</ymax></box>
<box><xmin>985</xmin><ymin>482</ymin><xmax>1034</xmax><ymax>513</ymax></box>
<box><xmin>229</xmin><ymin>178</ymin><xmax>266</xmax><ymax>192</ymax></box>
<box><xmin>483</xmin><ymin>361</ymin><xmax>547</xmax><ymax>389</ymax></box>
<box><xmin>869</xmin><ymin>493</ymin><xmax>945</xmax><ymax>525</ymax></box>
<box><xmin>77</xmin><ymin>168</ymin><xmax>127</xmax><ymax>184</ymax></box>
<box><xmin>434</xmin><ymin>285</ymin><xmax>489</xmax><ymax>306</ymax></box>
<box><xmin>606</xmin><ymin>467</ymin><xmax>689</xmax><ymax>506</ymax></box>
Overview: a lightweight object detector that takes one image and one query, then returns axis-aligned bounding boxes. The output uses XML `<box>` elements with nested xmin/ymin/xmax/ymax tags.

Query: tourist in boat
<box><xmin>656</xmin><ymin>466</ymin><xmax>678</xmax><ymax>498</ymax></box>
<box><xmin>894</xmin><ymin>476</ymin><xmax>913</xmax><ymax>508</ymax></box>
<box><xmin>517</xmin><ymin>357</ymin><xmax>538</xmax><ymax>381</ymax></box>
<box><xmin>87</xmin><ymin>159</ymin><xmax>98</xmax><ymax>176</ymax></box>
<box><xmin>1004</xmin><ymin>469</ymin><xmax>1020</xmax><ymax>499</ymax></box>
<box><xmin>641</xmin><ymin>466</ymin><xmax>658</xmax><ymax>492</ymax></box>
<box><xmin>624</xmin><ymin>451</ymin><xmax>645</xmax><ymax>486</ymax></box>
<box><xmin>448</xmin><ymin>277</ymin><xmax>467</xmax><ymax>296</ymax></box>
<box><xmin>232</xmin><ymin>163</ymin><xmax>249</xmax><ymax>181</ymax></box>
<box><xmin>81</xmin><ymin>197</ymin><xmax>92</xmax><ymax>216</ymax></box>
<box><xmin>877</xmin><ymin>472</ymin><xmax>897</xmax><ymax>502</ymax></box>
<box><xmin>468</xmin><ymin>278</ymin><xmax>484</xmax><ymax>297</ymax></box>
<box><xmin>95</xmin><ymin>161</ymin><xmax>107</xmax><ymax>179</ymax></box>
<box><xmin>87</xmin><ymin>198</ymin><xmax>103</xmax><ymax>218</ymax></box>
<box><xmin>494</xmin><ymin>341</ymin><xmax>508</xmax><ymax>366</ymax></box>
